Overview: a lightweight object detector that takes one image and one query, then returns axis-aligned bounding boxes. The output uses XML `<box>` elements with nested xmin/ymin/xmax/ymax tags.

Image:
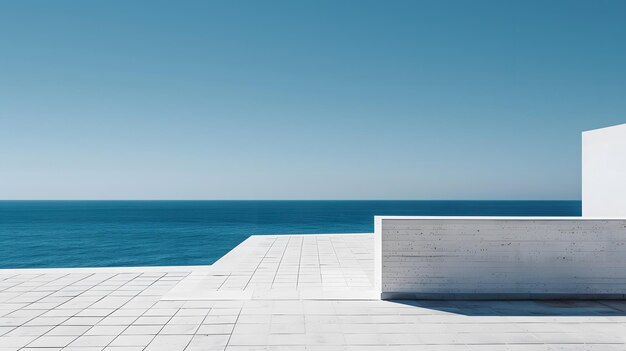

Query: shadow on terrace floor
<box><xmin>388</xmin><ymin>299</ymin><xmax>626</xmax><ymax>316</ymax></box>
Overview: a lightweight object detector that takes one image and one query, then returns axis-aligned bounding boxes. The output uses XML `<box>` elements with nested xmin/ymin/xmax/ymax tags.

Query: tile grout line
<box><xmin>296</xmin><ymin>236</ymin><xmax>304</xmax><ymax>289</ymax></box>
<box><xmin>270</xmin><ymin>236</ymin><xmax>290</xmax><ymax>290</ymax></box>
<box><xmin>327</xmin><ymin>237</ymin><xmax>347</xmax><ymax>288</ymax></box>
<box><xmin>316</xmin><ymin>236</ymin><xmax>323</xmax><ymax>290</ymax></box>
<box><xmin>223</xmin><ymin>302</ymin><xmax>243</xmax><ymax>351</ymax></box>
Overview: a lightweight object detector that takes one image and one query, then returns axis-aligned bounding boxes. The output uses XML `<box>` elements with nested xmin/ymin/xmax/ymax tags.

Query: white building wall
<box><xmin>376</xmin><ymin>216</ymin><xmax>626</xmax><ymax>299</ymax></box>
<box><xmin>583</xmin><ymin>123</ymin><xmax>626</xmax><ymax>217</ymax></box>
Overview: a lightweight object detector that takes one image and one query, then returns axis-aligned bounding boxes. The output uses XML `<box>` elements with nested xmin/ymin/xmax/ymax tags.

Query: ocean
<box><xmin>0</xmin><ymin>200</ymin><xmax>581</xmax><ymax>268</ymax></box>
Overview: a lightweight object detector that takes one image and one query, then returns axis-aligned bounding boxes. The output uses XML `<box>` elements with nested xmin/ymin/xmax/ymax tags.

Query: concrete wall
<box><xmin>583</xmin><ymin>123</ymin><xmax>626</xmax><ymax>217</ymax></box>
<box><xmin>375</xmin><ymin>216</ymin><xmax>626</xmax><ymax>299</ymax></box>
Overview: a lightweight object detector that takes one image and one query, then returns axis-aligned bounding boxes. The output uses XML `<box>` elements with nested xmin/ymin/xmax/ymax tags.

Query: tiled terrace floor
<box><xmin>1</xmin><ymin>234</ymin><xmax>626</xmax><ymax>350</ymax></box>
<box><xmin>163</xmin><ymin>234</ymin><xmax>375</xmax><ymax>300</ymax></box>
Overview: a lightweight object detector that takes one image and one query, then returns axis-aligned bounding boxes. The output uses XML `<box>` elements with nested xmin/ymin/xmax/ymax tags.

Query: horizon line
<box><xmin>0</xmin><ymin>199</ymin><xmax>583</xmax><ymax>202</ymax></box>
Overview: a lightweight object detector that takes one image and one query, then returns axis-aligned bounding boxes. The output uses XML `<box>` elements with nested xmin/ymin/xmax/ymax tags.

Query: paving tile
<box><xmin>69</xmin><ymin>335</ymin><xmax>117</xmax><ymax>347</ymax></box>
<box><xmin>185</xmin><ymin>334</ymin><xmax>230</xmax><ymax>350</ymax></box>
<box><xmin>109</xmin><ymin>309</ymin><xmax>147</xmax><ymax>317</ymax></box>
<box><xmin>159</xmin><ymin>323</ymin><xmax>199</xmax><ymax>334</ymax></box>
<box><xmin>228</xmin><ymin>332</ymin><xmax>269</xmax><ymax>346</ymax></box>
<box><xmin>167</xmin><ymin>315</ymin><xmax>204</xmax><ymax>324</ymax></box>
<box><xmin>76</xmin><ymin>309</ymin><xmax>115</xmax><ymax>317</ymax></box>
<box><xmin>267</xmin><ymin>333</ymin><xmax>308</xmax><ymax>345</ymax></box>
<box><xmin>23</xmin><ymin>316</ymin><xmax>68</xmax><ymax>326</ymax></box>
<box><xmin>62</xmin><ymin>316</ymin><xmax>104</xmax><ymax>326</ymax></box>
<box><xmin>98</xmin><ymin>316</ymin><xmax>138</xmax><ymax>326</ymax></box>
<box><xmin>108</xmin><ymin>334</ymin><xmax>155</xmax><ymax>347</ymax></box>
<box><xmin>233</xmin><ymin>323</ymin><xmax>270</xmax><ymax>334</ymax></box>
<box><xmin>4</xmin><ymin>325</ymin><xmax>53</xmax><ymax>336</ymax></box>
<box><xmin>84</xmin><ymin>325</ymin><xmax>127</xmax><ymax>335</ymax></box>
<box><xmin>271</xmin><ymin>322</ymin><xmax>305</xmax><ymax>334</ymax></box>
<box><xmin>196</xmin><ymin>323</ymin><xmax>234</xmax><ymax>335</ymax></box>
<box><xmin>203</xmin><ymin>315</ymin><xmax>239</xmax><ymax>324</ymax></box>
<box><xmin>46</xmin><ymin>325</ymin><xmax>91</xmax><ymax>336</ymax></box>
<box><xmin>144</xmin><ymin>334</ymin><xmax>193</xmax><ymax>351</ymax></box>
<box><xmin>0</xmin><ymin>335</ymin><xmax>38</xmax><ymax>347</ymax></box>
<box><xmin>27</xmin><ymin>335</ymin><xmax>76</xmax><ymax>347</ymax></box>
<box><xmin>122</xmin><ymin>325</ymin><xmax>162</xmax><ymax>335</ymax></box>
<box><xmin>133</xmin><ymin>316</ymin><xmax>170</xmax><ymax>325</ymax></box>
<box><xmin>143</xmin><ymin>308</ymin><xmax>178</xmax><ymax>317</ymax></box>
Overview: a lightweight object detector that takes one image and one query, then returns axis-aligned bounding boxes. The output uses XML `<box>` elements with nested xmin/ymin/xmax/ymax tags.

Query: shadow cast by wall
<box><xmin>388</xmin><ymin>299</ymin><xmax>626</xmax><ymax>317</ymax></box>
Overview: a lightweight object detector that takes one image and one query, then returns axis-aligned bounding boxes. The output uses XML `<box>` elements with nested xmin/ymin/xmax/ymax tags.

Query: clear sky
<box><xmin>1</xmin><ymin>0</ymin><xmax>625</xmax><ymax>200</ymax></box>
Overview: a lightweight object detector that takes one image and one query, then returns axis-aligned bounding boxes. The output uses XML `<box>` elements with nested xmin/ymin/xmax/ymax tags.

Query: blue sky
<box><xmin>1</xmin><ymin>0</ymin><xmax>625</xmax><ymax>200</ymax></box>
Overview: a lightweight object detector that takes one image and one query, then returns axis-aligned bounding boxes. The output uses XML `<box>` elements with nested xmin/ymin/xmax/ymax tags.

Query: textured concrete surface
<box><xmin>376</xmin><ymin>217</ymin><xmax>626</xmax><ymax>299</ymax></box>
<box><xmin>2</xmin><ymin>234</ymin><xmax>626</xmax><ymax>350</ymax></box>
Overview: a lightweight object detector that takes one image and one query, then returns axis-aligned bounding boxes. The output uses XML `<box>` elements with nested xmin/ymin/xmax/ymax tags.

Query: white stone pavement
<box><xmin>163</xmin><ymin>234</ymin><xmax>376</xmax><ymax>300</ymax></box>
<box><xmin>1</xmin><ymin>233</ymin><xmax>626</xmax><ymax>350</ymax></box>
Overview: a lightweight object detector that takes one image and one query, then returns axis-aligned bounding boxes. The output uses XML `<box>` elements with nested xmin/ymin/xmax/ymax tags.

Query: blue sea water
<box><xmin>0</xmin><ymin>200</ymin><xmax>581</xmax><ymax>269</ymax></box>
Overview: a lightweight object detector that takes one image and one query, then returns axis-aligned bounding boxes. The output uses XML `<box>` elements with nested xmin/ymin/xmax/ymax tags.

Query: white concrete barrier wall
<box><xmin>582</xmin><ymin>123</ymin><xmax>626</xmax><ymax>217</ymax></box>
<box><xmin>375</xmin><ymin>216</ymin><xmax>626</xmax><ymax>299</ymax></box>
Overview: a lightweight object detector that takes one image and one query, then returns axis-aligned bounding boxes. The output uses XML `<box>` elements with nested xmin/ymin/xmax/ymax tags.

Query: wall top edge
<box><xmin>582</xmin><ymin>122</ymin><xmax>626</xmax><ymax>134</ymax></box>
<box><xmin>375</xmin><ymin>216</ymin><xmax>626</xmax><ymax>221</ymax></box>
